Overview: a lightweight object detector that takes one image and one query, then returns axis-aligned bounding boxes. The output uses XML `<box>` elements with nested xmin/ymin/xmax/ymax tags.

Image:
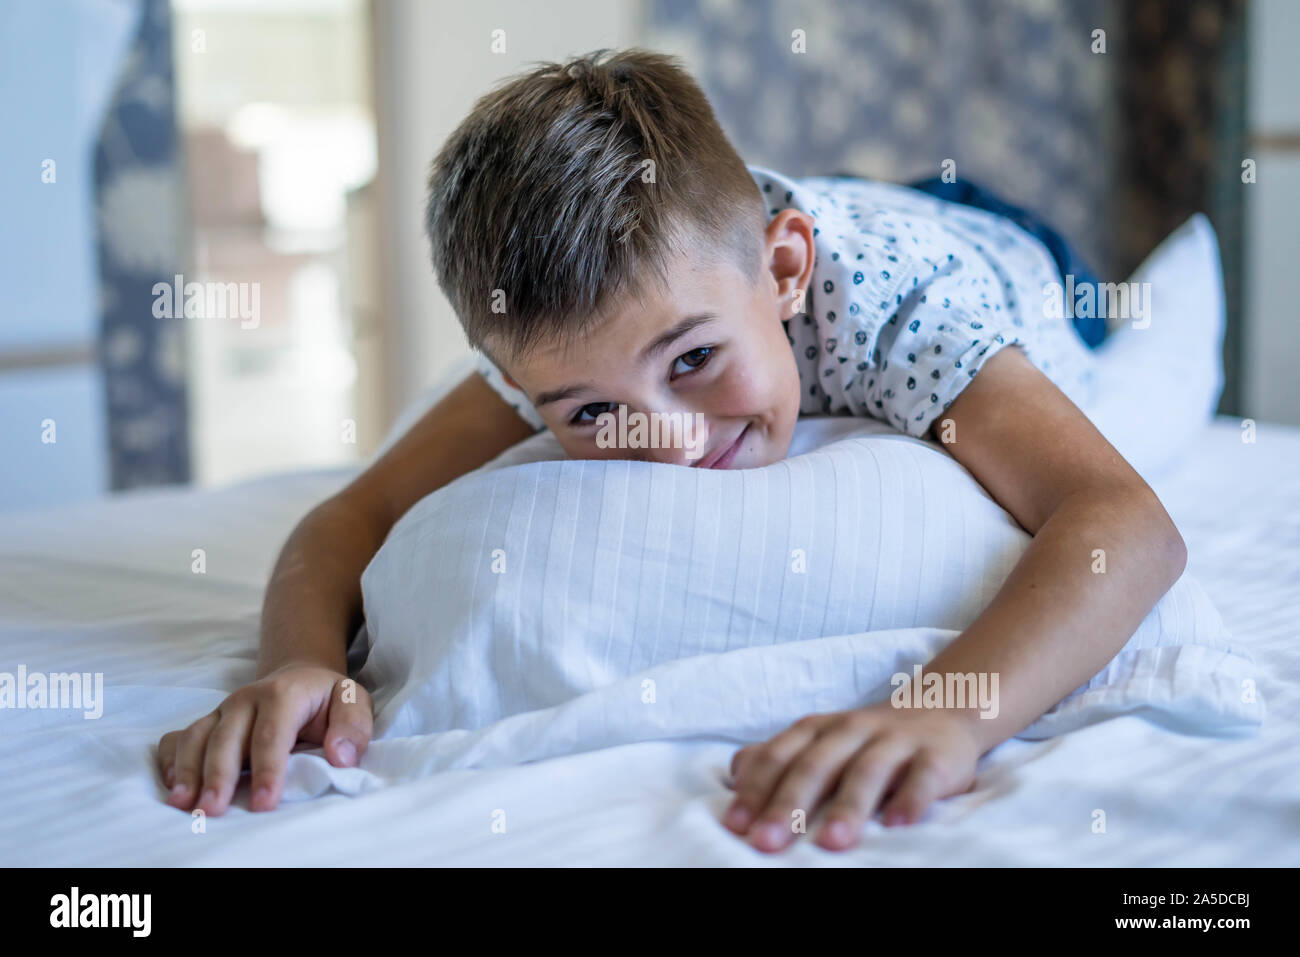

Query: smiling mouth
<box><xmin>697</xmin><ymin>424</ymin><xmax>749</xmax><ymax>469</ymax></box>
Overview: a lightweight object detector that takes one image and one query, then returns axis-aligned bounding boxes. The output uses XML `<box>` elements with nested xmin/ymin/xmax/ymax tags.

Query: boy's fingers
<box><xmin>247</xmin><ymin>698</ymin><xmax>303</xmax><ymax>812</ymax></box>
<box><xmin>157</xmin><ymin>731</ymin><xmax>178</xmax><ymax>788</ymax></box>
<box><xmin>198</xmin><ymin>703</ymin><xmax>254</xmax><ymax>816</ymax></box>
<box><xmin>324</xmin><ymin>679</ymin><xmax>373</xmax><ymax>767</ymax></box>
<box><xmin>879</xmin><ymin>755</ymin><xmax>946</xmax><ymax>827</ymax></box>
<box><xmin>815</xmin><ymin>741</ymin><xmax>913</xmax><ymax>849</ymax></box>
<box><xmin>722</xmin><ymin>722</ymin><xmax>819</xmax><ymax>835</ymax></box>
<box><xmin>167</xmin><ymin>712</ymin><xmax>218</xmax><ymax>810</ymax></box>
<box><xmin>728</xmin><ymin>746</ymin><xmax>751</xmax><ymax>781</ymax></box>
<box><xmin>746</xmin><ymin>728</ymin><xmax>871</xmax><ymax>852</ymax></box>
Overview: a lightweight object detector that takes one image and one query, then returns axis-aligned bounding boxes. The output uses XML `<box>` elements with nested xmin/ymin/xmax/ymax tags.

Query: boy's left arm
<box><xmin>723</xmin><ymin>346</ymin><xmax>1188</xmax><ymax>852</ymax></box>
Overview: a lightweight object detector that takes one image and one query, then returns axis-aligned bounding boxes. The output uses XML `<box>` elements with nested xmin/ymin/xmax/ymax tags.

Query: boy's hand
<box><xmin>723</xmin><ymin>700</ymin><xmax>982</xmax><ymax>852</ymax></box>
<box><xmin>156</xmin><ymin>664</ymin><xmax>373</xmax><ymax>816</ymax></box>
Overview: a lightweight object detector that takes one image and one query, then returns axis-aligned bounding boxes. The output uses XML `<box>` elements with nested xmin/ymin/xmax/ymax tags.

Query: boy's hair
<box><xmin>425</xmin><ymin>48</ymin><xmax>766</xmax><ymax>367</ymax></box>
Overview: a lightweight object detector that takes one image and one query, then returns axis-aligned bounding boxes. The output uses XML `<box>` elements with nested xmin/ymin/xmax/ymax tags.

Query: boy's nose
<box><xmin>635</xmin><ymin>410</ymin><xmax>711</xmax><ymax>467</ymax></box>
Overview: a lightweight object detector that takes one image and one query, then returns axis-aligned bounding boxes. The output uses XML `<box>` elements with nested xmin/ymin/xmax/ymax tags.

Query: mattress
<box><xmin>1</xmin><ymin>417</ymin><xmax>1296</xmax><ymax>866</ymax></box>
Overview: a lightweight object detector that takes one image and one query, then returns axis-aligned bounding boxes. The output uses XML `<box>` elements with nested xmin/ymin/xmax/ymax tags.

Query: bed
<box><xmin>1</xmin><ymin>413</ymin><xmax>1296</xmax><ymax>867</ymax></box>
<box><xmin>4</xmin><ymin>210</ymin><xmax>1297</xmax><ymax>867</ymax></box>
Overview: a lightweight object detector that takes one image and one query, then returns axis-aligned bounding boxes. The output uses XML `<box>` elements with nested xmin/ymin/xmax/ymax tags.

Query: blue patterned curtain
<box><xmin>94</xmin><ymin>0</ymin><xmax>190</xmax><ymax>489</ymax></box>
<box><xmin>646</xmin><ymin>0</ymin><xmax>1114</xmax><ymax>273</ymax></box>
<box><xmin>1113</xmin><ymin>0</ymin><xmax>1247</xmax><ymax>413</ymax></box>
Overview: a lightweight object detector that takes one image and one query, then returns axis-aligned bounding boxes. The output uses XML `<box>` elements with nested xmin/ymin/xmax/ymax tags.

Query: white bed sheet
<box><xmin>0</xmin><ymin>417</ymin><xmax>1296</xmax><ymax>866</ymax></box>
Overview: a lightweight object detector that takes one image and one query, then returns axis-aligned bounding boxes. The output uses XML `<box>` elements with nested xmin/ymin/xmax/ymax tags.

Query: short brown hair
<box><xmin>425</xmin><ymin>48</ymin><xmax>766</xmax><ymax>366</ymax></box>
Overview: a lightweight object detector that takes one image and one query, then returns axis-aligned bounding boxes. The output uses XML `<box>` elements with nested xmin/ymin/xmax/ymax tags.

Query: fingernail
<box><xmin>723</xmin><ymin>804</ymin><xmax>753</xmax><ymax>831</ymax></box>
<box><xmin>822</xmin><ymin>819</ymin><xmax>853</xmax><ymax>845</ymax></box>
<box><xmin>253</xmin><ymin>786</ymin><xmax>271</xmax><ymax>808</ymax></box>
<box><xmin>883</xmin><ymin>810</ymin><xmax>904</xmax><ymax>826</ymax></box>
<box><xmin>336</xmin><ymin>740</ymin><xmax>357</xmax><ymax>765</ymax></box>
<box><xmin>201</xmin><ymin>788</ymin><xmax>217</xmax><ymax>807</ymax></box>
<box><xmin>170</xmin><ymin>783</ymin><xmax>188</xmax><ymax>799</ymax></box>
<box><xmin>751</xmin><ymin>822</ymin><xmax>786</xmax><ymax>849</ymax></box>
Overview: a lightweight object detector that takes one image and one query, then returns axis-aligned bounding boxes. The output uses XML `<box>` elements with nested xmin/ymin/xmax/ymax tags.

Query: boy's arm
<box><xmin>724</xmin><ymin>346</ymin><xmax>1187</xmax><ymax>852</ymax></box>
<box><xmin>258</xmin><ymin>370</ymin><xmax>535</xmax><ymax>677</ymax></box>
<box><xmin>157</xmin><ymin>372</ymin><xmax>534</xmax><ymax>816</ymax></box>
<box><xmin>904</xmin><ymin>346</ymin><xmax>1187</xmax><ymax>749</ymax></box>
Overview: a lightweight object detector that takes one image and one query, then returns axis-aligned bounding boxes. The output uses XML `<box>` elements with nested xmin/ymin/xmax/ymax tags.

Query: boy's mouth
<box><xmin>697</xmin><ymin>424</ymin><xmax>750</xmax><ymax>469</ymax></box>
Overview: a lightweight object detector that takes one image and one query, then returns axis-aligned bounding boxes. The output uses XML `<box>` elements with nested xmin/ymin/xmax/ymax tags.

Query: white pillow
<box><xmin>357</xmin><ymin>420</ymin><xmax>1259</xmax><ymax>772</ymax></box>
<box><xmin>1083</xmin><ymin>214</ymin><xmax>1226</xmax><ymax>480</ymax></box>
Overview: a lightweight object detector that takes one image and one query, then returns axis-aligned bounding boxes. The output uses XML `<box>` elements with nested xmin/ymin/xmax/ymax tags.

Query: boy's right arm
<box><xmin>156</xmin><ymin>372</ymin><xmax>535</xmax><ymax>815</ymax></box>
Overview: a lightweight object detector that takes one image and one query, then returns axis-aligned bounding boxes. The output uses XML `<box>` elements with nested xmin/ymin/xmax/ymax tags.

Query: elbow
<box><xmin>1169</xmin><ymin>521</ymin><xmax>1188</xmax><ymax>579</ymax></box>
<box><xmin>1163</xmin><ymin>520</ymin><xmax>1188</xmax><ymax>585</ymax></box>
<box><xmin>1137</xmin><ymin>486</ymin><xmax>1187</xmax><ymax>588</ymax></box>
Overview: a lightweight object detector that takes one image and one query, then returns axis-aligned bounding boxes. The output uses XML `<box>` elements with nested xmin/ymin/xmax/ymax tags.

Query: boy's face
<box><xmin>497</xmin><ymin>210</ymin><xmax>816</xmax><ymax>469</ymax></box>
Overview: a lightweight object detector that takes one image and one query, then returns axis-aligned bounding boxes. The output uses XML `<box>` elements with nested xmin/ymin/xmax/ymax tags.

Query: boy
<box><xmin>157</xmin><ymin>49</ymin><xmax>1186</xmax><ymax>853</ymax></box>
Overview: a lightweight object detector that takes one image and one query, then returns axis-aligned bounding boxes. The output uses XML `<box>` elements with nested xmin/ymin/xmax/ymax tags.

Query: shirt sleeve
<box><xmin>845</xmin><ymin>268</ymin><xmax>1020</xmax><ymax>438</ymax></box>
<box><xmin>475</xmin><ymin>352</ymin><xmax>548</xmax><ymax>433</ymax></box>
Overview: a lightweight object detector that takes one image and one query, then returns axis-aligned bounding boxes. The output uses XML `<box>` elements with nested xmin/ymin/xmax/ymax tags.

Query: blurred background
<box><xmin>1</xmin><ymin>0</ymin><xmax>1296</xmax><ymax>512</ymax></box>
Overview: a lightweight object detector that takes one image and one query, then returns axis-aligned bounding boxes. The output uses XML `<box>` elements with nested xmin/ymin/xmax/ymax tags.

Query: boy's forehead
<box><xmin>533</xmin><ymin>260</ymin><xmax>732</xmax><ymax>360</ymax></box>
<box><xmin>606</xmin><ymin>251</ymin><xmax>750</xmax><ymax>329</ymax></box>
<box><xmin>528</xmin><ymin>299</ymin><xmax>686</xmax><ymax>369</ymax></box>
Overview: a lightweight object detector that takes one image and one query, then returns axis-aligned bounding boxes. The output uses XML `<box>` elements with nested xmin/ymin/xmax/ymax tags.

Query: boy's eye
<box><xmin>571</xmin><ymin>402</ymin><xmax>616</xmax><ymax>426</ymax></box>
<box><xmin>671</xmin><ymin>346</ymin><xmax>714</xmax><ymax>377</ymax></box>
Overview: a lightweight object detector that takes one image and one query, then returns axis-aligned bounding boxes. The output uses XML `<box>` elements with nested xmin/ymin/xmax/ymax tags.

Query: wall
<box><xmin>1244</xmin><ymin>0</ymin><xmax>1300</xmax><ymax>426</ymax></box>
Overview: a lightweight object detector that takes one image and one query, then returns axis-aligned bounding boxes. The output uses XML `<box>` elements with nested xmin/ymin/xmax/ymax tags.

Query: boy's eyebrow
<box><xmin>639</xmin><ymin>313</ymin><xmax>716</xmax><ymax>363</ymax></box>
<box><xmin>535</xmin><ymin>383</ymin><xmax>595</xmax><ymax>407</ymax></box>
<box><xmin>535</xmin><ymin>313</ymin><xmax>717</xmax><ymax>408</ymax></box>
